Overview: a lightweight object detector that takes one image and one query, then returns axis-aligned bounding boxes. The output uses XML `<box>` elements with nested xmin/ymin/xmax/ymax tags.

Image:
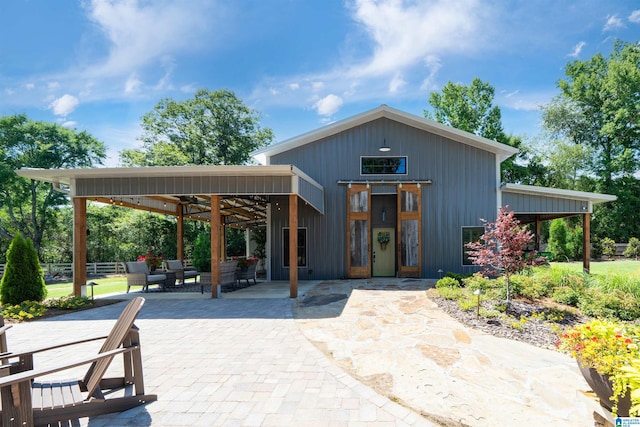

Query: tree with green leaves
<box><xmin>542</xmin><ymin>41</ymin><xmax>640</xmax><ymax>241</ymax></box>
<box><xmin>425</xmin><ymin>78</ymin><xmax>546</xmax><ymax>184</ymax></box>
<box><xmin>1</xmin><ymin>233</ymin><xmax>46</xmax><ymax>304</ymax></box>
<box><xmin>0</xmin><ymin>115</ymin><xmax>106</xmax><ymax>257</ymax></box>
<box><xmin>547</xmin><ymin>219</ymin><xmax>569</xmax><ymax>262</ymax></box>
<box><xmin>120</xmin><ymin>89</ymin><xmax>274</xmax><ymax>166</ymax></box>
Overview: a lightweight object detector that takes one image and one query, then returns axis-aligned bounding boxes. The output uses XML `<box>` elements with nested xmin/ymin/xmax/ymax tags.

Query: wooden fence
<box><xmin>0</xmin><ymin>260</ymin><xmax>195</xmax><ymax>279</ymax></box>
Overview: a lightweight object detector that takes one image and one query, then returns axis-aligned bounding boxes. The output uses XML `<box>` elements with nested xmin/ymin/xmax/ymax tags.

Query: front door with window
<box><xmin>373</xmin><ymin>227</ymin><xmax>395</xmax><ymax>276</ymax></box>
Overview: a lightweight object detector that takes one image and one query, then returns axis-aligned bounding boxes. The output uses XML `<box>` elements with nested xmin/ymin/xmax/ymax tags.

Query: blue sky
<box><xmin>1</xmin><ymin>1</ymin><xmax>639</xmax><ymax>167</ymax></box>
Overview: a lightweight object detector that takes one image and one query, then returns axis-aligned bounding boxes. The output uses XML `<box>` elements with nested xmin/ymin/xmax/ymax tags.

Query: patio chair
<box><xmin>0</xmin><ymin>315</ymin><xmax>11</xmax><ymax>362</ymax></box>
<box><xmin>235</xmin><ymin>262</ymin><xmax>257</xmax><ymax>288</ymax></box>
<box><xmin>0</xmin><ymin>297</ymin><xmax>157</xmax><ymax>426</ymax></box>
<box><xmin>123</xmin><ymin>261</ymin><xmax>167</xmax><ymax>293</ymax></box>
<box><xmin>163</xmin><ymin>259</ymin><xmax>199</xmax><ymax>285</ymax></box>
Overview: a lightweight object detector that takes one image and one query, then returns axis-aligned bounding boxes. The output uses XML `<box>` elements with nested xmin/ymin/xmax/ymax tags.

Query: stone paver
<box><xmin>294</xmin><ymin>279</ymin><xmax>594</xmax><ymax>426</ymax></box>
<box><xmin>6</xmin><ymin>289</ymin><xmax>436</xmax><ymax>427</ymax></box>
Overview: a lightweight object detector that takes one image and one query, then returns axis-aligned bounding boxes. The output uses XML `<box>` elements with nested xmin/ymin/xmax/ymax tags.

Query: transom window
<box><xmin>361</xmin><ymin>156</ymin><xmax>407</xmax><ymax>175</ymax></box>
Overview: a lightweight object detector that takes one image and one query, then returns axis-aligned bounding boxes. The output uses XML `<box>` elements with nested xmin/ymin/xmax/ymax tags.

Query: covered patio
<box><xmin>17</xmin><ymin>165</ymin><xmax>325</xmax><ymax>299</ymax></box>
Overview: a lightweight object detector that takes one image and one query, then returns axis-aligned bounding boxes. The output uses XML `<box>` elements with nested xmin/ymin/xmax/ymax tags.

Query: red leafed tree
<box><xmin>466</xmin><ymin>206</ymin><xmax>546</xmax><ymax>303</ymax></box>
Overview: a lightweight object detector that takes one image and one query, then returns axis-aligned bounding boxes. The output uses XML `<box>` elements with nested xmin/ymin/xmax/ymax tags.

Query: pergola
<box><xmin>17</xmin><ymin>165</ymin><xmax>325</xmax><ymax>298</ymax></box>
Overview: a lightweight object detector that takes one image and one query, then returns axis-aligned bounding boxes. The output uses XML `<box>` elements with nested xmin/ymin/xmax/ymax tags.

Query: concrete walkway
<box><xmin>4</xmin><ymin>279</ymin><xmax>593</xmax><ymax>426</ymax></box>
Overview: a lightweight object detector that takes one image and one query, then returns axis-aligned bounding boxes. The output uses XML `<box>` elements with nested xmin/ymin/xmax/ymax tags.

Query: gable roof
<box><xmin>252</xmin><ymin>104</ymin><xmax>519</xmax><ymax>164</ymax></box>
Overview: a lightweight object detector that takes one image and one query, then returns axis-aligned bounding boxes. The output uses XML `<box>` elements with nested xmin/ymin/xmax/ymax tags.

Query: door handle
<box><xmin>373</xmin><ymin>251</ymin><xmax>376</xmax><ymax>263</ymax></box>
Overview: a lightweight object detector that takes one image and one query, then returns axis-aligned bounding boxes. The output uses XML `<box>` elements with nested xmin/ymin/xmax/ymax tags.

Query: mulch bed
<box><xmin>428</xmin><ymin>290</ymin><xmax>587</xmax><ymax>350</ymax></box>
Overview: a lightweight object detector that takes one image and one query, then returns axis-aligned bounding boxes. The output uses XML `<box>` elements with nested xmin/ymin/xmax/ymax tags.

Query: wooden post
<box><xmin>583</xmin><ymin>213</ymin><xmax>591</xmax><ymax>274</ymax></box>
<box><xmin>535</xmin><ymin>216</ymin><xmax>542</xmax><ymax>252</ymax></box>
<box><xmin>211</xmin><ymin>195</ymin><xmax>221</xmax><ymax>298</ymax></box>
<box><xmin>73</xmin><ymin>197</ymin><xmax>87</xmax><ymax>296</ymax></box>
<box><xmin>177</xmin><ymin>204</ymin><xmax>184</xmax><ymax>261</ymax></box>
<box><xmin>289</xmin><ymin>194</ymin><xmax>298</xmax><ymax>298</ymax></box>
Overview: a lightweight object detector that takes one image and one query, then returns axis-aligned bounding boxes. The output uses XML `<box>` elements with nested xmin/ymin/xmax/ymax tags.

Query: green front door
<box><xmin>373</xmin><ymin>227</ymin><xmax>395</xmax><ymax>277</ymax></box>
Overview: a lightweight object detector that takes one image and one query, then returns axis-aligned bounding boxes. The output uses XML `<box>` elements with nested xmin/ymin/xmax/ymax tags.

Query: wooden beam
<box><xmin>583</xmin><ymin>213</ymin><xmax>591</xmax><ymax>274</ymax></box>
<box><xmin>289</xmin><ymin>194</ymin><xmax>298</xmax><ymax>298</ymax></box>
<box><xmin>535</xmin><ymin>216</ymin><xmax>542</xmax><ymax>252</ymax></box>
<box><xmin>211</xmin><ymin>195</ymin><xmax>221</xmax><ymax>298</ymax></box>
<box><xmin>72</xmin><ymin>197</ymin><xmax>87</xmax><ymax>296</ymax></box>
<box><xmin>177</xmin><ymin>204</ymin><xmax>184</xmax><ymax>260</ymax></box>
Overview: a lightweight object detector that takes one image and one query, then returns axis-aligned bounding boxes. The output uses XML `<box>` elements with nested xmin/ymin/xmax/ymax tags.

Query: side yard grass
<box><xmin>45</xmin><ymin>276</ymin><xmax>128</xmax><ymax>298</ymax></box>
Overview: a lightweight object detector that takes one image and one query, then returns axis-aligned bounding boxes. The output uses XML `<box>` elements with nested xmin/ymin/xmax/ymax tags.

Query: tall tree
<box><xmin>0</xmin><ymin>115</ymin><xmax>106</xmax><ymax>256</ymax></box>
<box><xmin>120</xmin><ymin>89</ymin><xmax>274</xmax><ymax>166</ymax></box>
<box><xmin>542</xmin><ymin>41</ymin><xmax>640</xmax><ymax>240</ymax></box>
<box><xmin>425</xmin><ymin>78</ymin><xmax>545</xmax><ymax>184</ymax></box>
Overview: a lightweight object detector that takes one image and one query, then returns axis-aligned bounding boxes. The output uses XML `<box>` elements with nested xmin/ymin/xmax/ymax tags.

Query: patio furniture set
<box><xmin>123</xmin><ymin>259</ymin><xmax>258</xmax><ymax>293</ymax></box>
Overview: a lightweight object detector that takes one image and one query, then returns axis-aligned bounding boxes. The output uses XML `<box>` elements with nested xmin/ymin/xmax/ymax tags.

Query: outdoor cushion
<box><xmin>164</xmin><ymin>260</ymin><xmax>184</xmax><ymax>270</ymax></box>
<box><xmin>126</xmin><ymin>261</ymin><xmax>149</xmax><ymax>274</ymax></box>
<box><xmin>146</xmin><ymin>274</ymin><xmax>167</xmax><ymax>282</ymax></box>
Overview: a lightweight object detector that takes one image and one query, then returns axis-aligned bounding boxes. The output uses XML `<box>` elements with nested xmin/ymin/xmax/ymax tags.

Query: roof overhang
<box><xmin>501</xmin><ymin>183</ymin><xmax>617</xmax><ymax>205</ymax></box>
<box><xmin>16</xmin><ymin>165</ymin><xmax>325</xmax><ymax>223</ymax></box>
<box><xmin>252</xmin><ymin>104</ymin><xmax>519</xmax><ymax>164</ymax></box>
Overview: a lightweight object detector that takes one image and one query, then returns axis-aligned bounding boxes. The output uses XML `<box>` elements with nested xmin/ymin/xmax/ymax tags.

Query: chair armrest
<box><xmin>0</xmin><ymin>346</ymin><xmax>136</xmax><ymax>388</ymax></box>
<box><xmin>5</xmin><ymin>335</ymin><xmax>108</xmax><ymax>360</ymax></box>
<box><xmin>0</xmin><ymin>324</ymin><xmax>12</xmax><ymax>335</ymax></box>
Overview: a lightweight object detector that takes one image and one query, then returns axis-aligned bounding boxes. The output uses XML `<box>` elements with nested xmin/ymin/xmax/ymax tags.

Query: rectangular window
<box><xmin>283</xmin><ymin>228</ymin><xmax>307</xmax><ymax>267</ymax></box>
<box><xmin>462</xmin><ymin>227</ymin><xmax>484</xmax><ymax>266</ymax></box>
<box><xmin>361</xmin><ymin>156</ymin><xmax>407</xmax><ymax>175</ymax></box>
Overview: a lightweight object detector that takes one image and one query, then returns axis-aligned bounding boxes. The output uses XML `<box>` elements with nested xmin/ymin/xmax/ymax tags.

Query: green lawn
<box><xmin>46</xmin><ymin>276</ymin><xmax>128</xmax><ymax>299</ymax></box>
<box><xmin>549</xmin><ymin>260</ymin><xmax>640</xmax><ymax>277</ymax></box>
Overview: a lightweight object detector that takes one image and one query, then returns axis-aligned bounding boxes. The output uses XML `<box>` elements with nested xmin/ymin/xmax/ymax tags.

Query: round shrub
<box><xmin>435</xmin><ymin>286</ymin><xmax>464</xmax><ymax>300</ymax></box>
<box><xmin>1</xmin><ymin>234</ymin><xmax>46</xmax><ymax>305</ymax></box>
<box><xmin>435</xmin><ymin>277</ymin><xmax>461</xmax><ymax>288</ymax></box>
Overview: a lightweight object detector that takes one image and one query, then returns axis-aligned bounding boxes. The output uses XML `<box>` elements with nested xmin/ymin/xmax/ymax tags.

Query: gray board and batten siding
<box><xmin>268</xmin><ymin>116</ymin><xmax>500</xmax><ymax>280</ymax></box>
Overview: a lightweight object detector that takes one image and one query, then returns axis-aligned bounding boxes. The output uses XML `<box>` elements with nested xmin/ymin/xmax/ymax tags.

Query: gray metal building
<box><xmin>17</xmin><ymin>105</ymin><xmax>616</xmax><ymax>296</ymax></box>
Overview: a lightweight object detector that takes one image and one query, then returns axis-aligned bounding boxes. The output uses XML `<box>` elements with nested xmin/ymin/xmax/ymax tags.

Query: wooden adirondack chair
<box><xmin>0</xmin><ymin>297</ymin><xmax>157</xmax><ymax>426</ymax></box>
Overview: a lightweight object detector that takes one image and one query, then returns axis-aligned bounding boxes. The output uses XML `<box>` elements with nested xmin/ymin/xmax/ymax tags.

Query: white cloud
<box><xmin>61</xmin><ymin>120</ymin><xmax>78</xmax><ymax>128</ymax></box>
<box><xmin>629</xmin><ymin>10</ymin><xmax>640</xmax><ymax>23</ymax></box>
<box><xmin>312</xmin><ymin>81</ymin><xmax>324</xmax><ymax>91</ymax></box>
<box><xmin>289</xmin><ymin>83</ymin><xmax>300</xmax><ymax>90</ymax></box>
<box><xmin>568</xmin><ymin>41</ymin><xmax>586</xmax><ymax>58</ymax></box>
<box><xmin>419</xmin><ymin>55</ymin><xmax>441</xmax><ymax>91</ymax></box>
<box><xmin>389</xmin><ymin>73</ymin><xmax>405</xmax><ymax>93</ymax></box>
<box><xmin>24</xmin><ymin>83</ymin><xmax>35</xmax><ymax>90</ymax></box>
<box><xmin>498</xmin><ymin>90</ymin><xmax>554</xmax><ymax>112</ymax></box>
<box><xmin>47</xmin><ymin>82</ymin><xmax>60</xmax><ymax>90</ymax></box>
<box><xmin>84</xmin><ymin>0</ymin><xmax>215</xmax><ymax>77</ymax></box>
<box><xmin>603</xmin><ymin>15</ymin><xmax>624</xmax><ymax>31</ymax></box>
<box><xmin>50</xmin><ymin>94</ymin><xmax>80</xmax><ymax>116</ymax></box>
<box><xmin>125</xmin><ymin>74</ymin><xmax>142</xmax><ymax>93</ymax></box>
<box><xmin>348</xmin><ymin>0</ymin><xmax>487</xmax><ymax>76</ymax></box>
<box><xmin>314</xmin><ymin>94</ymin><xmax>343</xmax><ymax>116</ymax></box>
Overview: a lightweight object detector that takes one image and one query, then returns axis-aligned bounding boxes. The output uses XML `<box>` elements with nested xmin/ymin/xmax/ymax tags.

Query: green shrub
<box><xmin>457</xmin><ymin>297</ymin><xmax>478</xmax><ymax>312</ymax></box>
<box><xmin>1</xmin><ymin>234</ymin><xmax>46</xmax><ymax>305</ymax></box>
<box><xmin>602</xmin><ymin>237</ymin><xmax>617</xmax><ymax>259</ymax></box>
<box><xmin>578</xmin><ymin>288</ymin><xmax>640</xmax><ymax>321</ymax></box>
<box><xmin>591</xmin><ymin>237</ymin><xmax>603</xmax><ymax>259</ymax></box>
<box><xmin>462</xmin><ymin>273</ymin><xmax>493</xmax><ymax>292</ymax></box>
<box><xmin>436</xmin><ymin>286</ymin><xmax>464</xmax><ymax>300</ymax></box>
<box><xmin>552</xmin><ymin>286</ymin><xmax>583</xmax><ymax>306</ymax></box>
<box><xmin>192</xmin><ymin>232</ymin><xmax>211</xmax><ymax>272</ymax></box>
<box><xmin>567</xmin><ymin>227</ymin><xmax>583</xmax><ymax>261</ymax></box>
<box><xmin>510</xmin><ymin>275</ymin><xmax>551</xmax><ymax>299</ymax></box>
<box><xmin>444</xmin><ymin>272</ymin><xmax>470</xmax><ymax>286</ymax></box>
<box><xmin>435</xmin><ymin>277</ymin><xmax>461</xmax><ymax>288</ymax></box>
<box><xmin>624</xmin><ymin>237</ymin><xmax>640</xmax><ymax>260</ymax></box>
<box><xmin>547</xmin><ymin>219</ymin><xmax>569</xmax><ymax>261</ymax></box>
